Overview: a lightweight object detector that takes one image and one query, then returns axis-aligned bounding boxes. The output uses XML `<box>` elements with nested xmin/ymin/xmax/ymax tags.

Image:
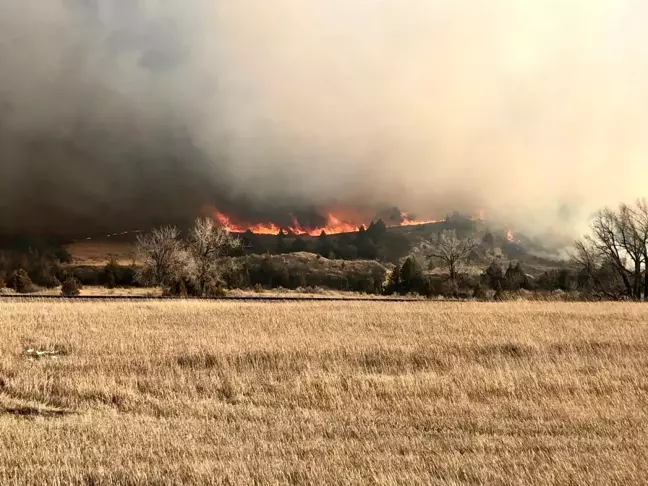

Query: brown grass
<box><xmin>32</xmin><ymin>286</ymin><xmax>164</xmax><ymax>297</ymax></box>
<box><xmin>66</xmin><ymin>241</ymin><xmax>137</xmax><ymax>266</ymax></box>
<box><xmin>0</xmin><ymin>300</ymin><xmax>646</xmax><ymax>485</ymax></box>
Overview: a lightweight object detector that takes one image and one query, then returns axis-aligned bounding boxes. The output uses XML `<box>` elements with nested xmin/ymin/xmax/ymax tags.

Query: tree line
<box><xmin>573</xmin><ymin>199</ymin><xmax>648</xmax><ymax>300</ymax></box>
<box><xmin>2</xmin><ymin>200</ymin><xmax>648</xmax><ymax>300</ymax></box>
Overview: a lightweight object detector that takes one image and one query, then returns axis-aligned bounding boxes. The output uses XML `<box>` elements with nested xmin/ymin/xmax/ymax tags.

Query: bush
<box><xmin>55</xmin><ymin>248</ymin><xmax>73</xmax><ymax>264</ymax></box>
<box><xmin>103</xmin><ymin>259</ymin><xmax>119</xmax><ymax>289</ymax></box>
<box><xmin>442</xmin><ymin>279</ymin><xmax>459</xmax><ymax>298</ymax></box>
<box><xmin>165</xmin><ymin>279</ymin><xmax>189</xmax><ymax>298</ymax></box>
<box><xmin>504</xmin><ymin>262</ymin><xmax>530</xmax><ymax>291</ymax></box>
<box><xmin>203</xmin><ymin>278</ymin><xmax>227</xmax><ymax>298</ymax></box>
<box><xmin>72</xmin><ymin>266</ymin><xmax>103</xmax><ymax>286</ymax></box>
<box><xmin>101</xmin><ymin>259</ymin><xmax>137</xmax><ymax>288</ymax></box>
<box><xmin>493</xmin><ymin>280</ymin><xmax>505</xmax><ymax>301</ymax></box>
<box><xmin>483</xmin><ymin>262</ymin><xmax>504</xmax><ymax>289</ymax></box>
<box><xmin>385</xmin><ymin>259</ymin><xmax>437</xmax><ymax>297</ymax></box>
<box><xmin>536</xmin><ymin>269</ymin><xmax>575</xmax><ymax>292</ymax></box>
<box><xmin>8</xmin><ymin>269</ymin><xmax>36</xmax><ymax>294</ymax></box>
<box><xmin>165</xmin><ymin>277</ymin><xmax>200</xmax><ymax>298</ymax></box>
<box><xmin>419</xmin><ymin>276</ymin><xmax>441</xmax><ymax>298</ymax></box>
<box><xmin>61</xmin><ymin>277</ymin><xmax>82</xmax><ymax>297</ymax></box>
<box><xmin>35</xmin><ymin>269</ymin><xmax>61</xmax><ymax>289</ymax></box>
<box><xmin>474</xmin><ymin>284</ymin><xmax>488</xmax><ymax>300</ymax></box>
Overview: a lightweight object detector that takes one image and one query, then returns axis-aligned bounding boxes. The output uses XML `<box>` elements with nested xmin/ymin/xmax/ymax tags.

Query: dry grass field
<box><xmin>66</xmin><ymin>240</ymin><xmax>137</xmax><ymax>266</ymax></box>
<box><xmin>0</xmin><ymin>300</ymin><xmax>646</xmax><ymax>485</ymax></box>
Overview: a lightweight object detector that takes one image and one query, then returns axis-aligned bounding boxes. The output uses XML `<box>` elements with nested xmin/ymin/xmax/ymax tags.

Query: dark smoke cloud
<box><xmin>1</xmin><ymin>1</ymin><xmax>648</xmax><ymax>237</ymax></box>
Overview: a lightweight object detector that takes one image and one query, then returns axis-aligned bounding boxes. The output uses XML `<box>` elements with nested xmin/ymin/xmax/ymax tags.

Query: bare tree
<box><xmin>187</xmin><ymin>217</ymin><xmax>241</xmax><ymax>296</ymax></box>
<box><xmin>573</xmin><ymin>239</ymin><xmax>622</xmax><ymax>300</ymax></box>
<box><xmin>420</xmin><ymin>229</ymin><xmax>477</xmax><ymax>283</ymax></box>
<box><xmin>136</xmin><ymin>226</ymin><xmax>186</xmax><ymax>287</ymax></box>
<box><xmin>573</xmin><ymin>199</ymin><xmax>648</xmax><ymax>300</ymax></box>
<box><xmin>633</xmin><ymin>199</ymin><xmax>648</xmax><ymax>298</ymax></box>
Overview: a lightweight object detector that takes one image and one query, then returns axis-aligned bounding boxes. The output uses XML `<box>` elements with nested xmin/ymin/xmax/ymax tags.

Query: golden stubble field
<box><xmin>0</xmin><ymin>300</ymin><xmax>646</xmax><ymax>485</ymax></box>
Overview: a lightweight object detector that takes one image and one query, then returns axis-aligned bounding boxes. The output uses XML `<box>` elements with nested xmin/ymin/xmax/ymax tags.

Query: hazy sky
<box><xmin>1</xmin><ymin>0</ymin><xmax>647</xmax><ymax>236</ymax></box>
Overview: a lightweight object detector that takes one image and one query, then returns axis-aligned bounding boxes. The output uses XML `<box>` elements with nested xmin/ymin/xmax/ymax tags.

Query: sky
<box><xmin>0</xmin><ymin>0</ymin><xmax>646</xmax><ymax>237</ymax></box>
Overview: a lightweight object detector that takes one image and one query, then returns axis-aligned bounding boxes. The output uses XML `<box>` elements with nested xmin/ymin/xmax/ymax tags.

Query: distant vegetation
<box><xmin>3</xmin><ymin>202</ymin><xmax>648</xmax><ymax>300</ymax></box>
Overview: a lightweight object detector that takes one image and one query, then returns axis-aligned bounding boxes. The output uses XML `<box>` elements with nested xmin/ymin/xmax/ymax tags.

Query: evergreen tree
<box><xmin>386</xmin><ymin>265</ymin><xmax>402</xmax><ymax>294</ymax></box>
<box><xmin>291</xmin><ymin>237</ymin><xmax>308</xmax><ymax>253</ymax></box>
<box><xmin>482</xmin><ymin>230</ymin><xmax>495</xmax><ymax>248</ymax></box>
<box><xmin>8</xmin><ymin>269</ymin><xmax>35</xmax><ymax>294</ymax></box>
<box><xmin>103</xmin><ymin>258</ymin><xmax>120</xmax><ymax>289</ymax></box>
<box><xmin>483</xmin><ymin>262</ymin><xmax>504</xmax><ymax>289</ymax></box>
<box><xmin>61</xmin><ymin>276</ymin><xmax>82</xmax><ymax>297</ymax></box>
<box><xmin>317</xmin><ymin>231</ymin><xmax>334</xmax><ymax>257</ymax></box>
<box><xmin>504</xmin><ymin>262</ymin><xmax>529</xmax><ymax>291</ymax></box>
<box><xmin>400</xmin><ymin>257</ymin><xmax>424</xmax><ymax>293</ymax></box>
<box><xmin>493</xmin><ymin>280</ymin><xmax>505</xmax><ymax>301</ymax></box>
<box><xmin>276</xmin><ymin>230</ymin><xmax>287</xmax><ymax>254</ymax></box>
<box><xmin>366</xmin><ymin>219</ymin><xmax>388</xmax><ymax>242</ymax></box>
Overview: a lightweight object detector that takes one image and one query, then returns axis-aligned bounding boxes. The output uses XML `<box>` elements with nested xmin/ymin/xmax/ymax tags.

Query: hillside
<box><xmin>62</xmin><ymin>217</ymin><xmax>569</xmax><ymax>278</ymax></box>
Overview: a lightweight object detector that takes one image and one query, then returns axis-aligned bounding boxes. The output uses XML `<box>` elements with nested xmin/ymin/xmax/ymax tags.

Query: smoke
<box><xmin>1</xmin><ymin>1</ymin><xmax>647</xmax><ymax>237</ymax></box>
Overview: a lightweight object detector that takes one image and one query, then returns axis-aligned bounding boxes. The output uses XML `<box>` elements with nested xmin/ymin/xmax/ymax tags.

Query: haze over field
<box><xmin>1</xmin><ymin>1</ymin><xmax>647</xmax><ymax>236</ymax></box>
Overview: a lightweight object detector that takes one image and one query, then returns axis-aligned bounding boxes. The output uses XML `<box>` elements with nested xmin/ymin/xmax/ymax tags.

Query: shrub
<box><xmin>483</xmin><ymin>262</ymin><xmax>504</xmax><ymax>289</ymax></box>
<box><xmin>165</xmin><ymin>277</ymin><xmax>200</xmax><ymax>298</ymax></box>
<box><xmin>290</xmin><ymin>237</ymin><xmax>308</xmax><ymax>253</ymax></box>
<box><xmin>370</xmin><ymin>265</ymin><xmax>387</xmax><ymax>294</ymax></box>
<box><xmin>100</xmin><ymin>259</ymin><xmax>138</xmax><ymax>288</ymax></box>
<box><xmin>384</xmin><ymin>265</ymin><xmax>401</xmax><ymax>295</ymax></box>
<box><xmin>102</xmin><ymin>259</ymin><xmax>120</xmax><ymax>289</ymax></box>
<box><xmin>504</xmin><ymin>262</ymin><xmax>530</xmax><ymax>291</ymax></box>
<box><xmin>165</xmin><ymin>279</ymin><xmax>189</xmax><ymax>298</ymax></box>
<box><xmin>55</xmin><ymin>247</ymin><xmax>73</xmax><ymax>264</ymax></box>
<box><xmin>35</xmin><ymin>269</ymin><xmax>61</xmax><ymax>289</ymax></box>
<box><xmin>536</xmin><ymin>269</ymin><xmax>575</xmax><ymax>292</ymax></box>
<box><xmin>223</xmin><ymin>265</ymin><xmax>250</xmax><ymax>289</ymax></box>
<box><xmin>419</xmin><ymin>276</ymin><xmax>440</xmax><ymax>298</ymax></box>
<box><xmin>61</xmin><ymin>277</ymin><xmax>82</xmax><ymax>297</ymax></box>
<box><xmin>400</xmin><ymin>257</ymin><xmax>423</xmax><ymax>288</ymax></box>
<box><xmin>72</xmin><ymin>266</ymin><xmax>103</xmax><ymax>286</ymax></box>
<box><xmin>203</xmin><ymin>278</ymin><xmax>227</xmax><ymax>298</ymax></box>
<box><xmin>8</xmin><ymin>269</ymin><xmax>36</xmax><ymax>294</ymax></box>
<box><xmin>493</xmin><ymin>280</ymin><xmax>505</xmax><ymax>301</ymax></box>
<box><xmin>474</xmin><ymin>283</ymin><xmax>488</xmax><ymax>300</ymax></box>
<box><xmin>482</xmin><ymin>231</ymin><xmax>495</xmax><ymax>248</ymax></box>
<box><xmin>442</xmin><ymin>279</ymin><xmax>459</xmax><ymax>298</ymax></box>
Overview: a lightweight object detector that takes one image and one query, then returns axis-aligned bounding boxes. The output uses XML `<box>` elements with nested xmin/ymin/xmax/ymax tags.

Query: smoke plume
<box><xmin>1</xmin><ymin>1</ymin><xmax>647</xmax><ymax>237</ymax></box>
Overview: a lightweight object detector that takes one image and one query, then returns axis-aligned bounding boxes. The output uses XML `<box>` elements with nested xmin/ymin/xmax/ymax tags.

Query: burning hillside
<box><xmin>211</xmin><ymin>207</ymin><xmax>446</xmax><ymax>236</ymax></box>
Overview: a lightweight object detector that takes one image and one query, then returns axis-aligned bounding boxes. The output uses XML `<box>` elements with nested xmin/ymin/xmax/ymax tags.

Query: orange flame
<box><xmin>294</xmin><ymin>214</ymin><xmax>359</xmax><ymax>236</ymax></box>
<box><xmin>214</xmin><ymin>211</ymin><xmax>359</xmax><ymax>236</ymax></box>
<box><xmin>399</xmin><ymin>212</ymin><xmax>444</xmax><ymax>227</ymax></box>
<box><xmin>211</xmin><ymin>207</ymin><xmax>451</xmax><ymax>236</ymax></box>
<box><xmin>507</xmin><ymin>230</ymin><xmax>514</xmax><ymax>242</ymax></box>
<box><xmin>214</xmin><ymin>211</ymin><xmax>282</xmax><ymax>235</ymax></box>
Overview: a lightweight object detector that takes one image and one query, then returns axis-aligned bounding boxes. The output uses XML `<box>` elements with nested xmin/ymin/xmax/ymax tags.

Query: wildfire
<box><xmin>507</xmin><ymin>230</ymin><xmax>514</xmax><ymax>242</ymax></box>
<box><xmin>399</xmin><ymin>212</ymin><xmax>444</xmax><ymax>227</ymax></box>
<box><xmin>291</xmin><ymin>214</ymin><xmax>359</xmax><ymax>236</ymax></box>
<box><xmin>212</xmin><ymin>209</ymin><xmax>445</xmax><ymax>236</ymax></box>
<box><xmin>214</xmin><ymin>211</ymin><xmax>281</xmax><ymax>235</ymax></box>
<box><xmin>214</xmin><ymin>211</ymin><xmax>359</xmax><ymax>236</ymax></box>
